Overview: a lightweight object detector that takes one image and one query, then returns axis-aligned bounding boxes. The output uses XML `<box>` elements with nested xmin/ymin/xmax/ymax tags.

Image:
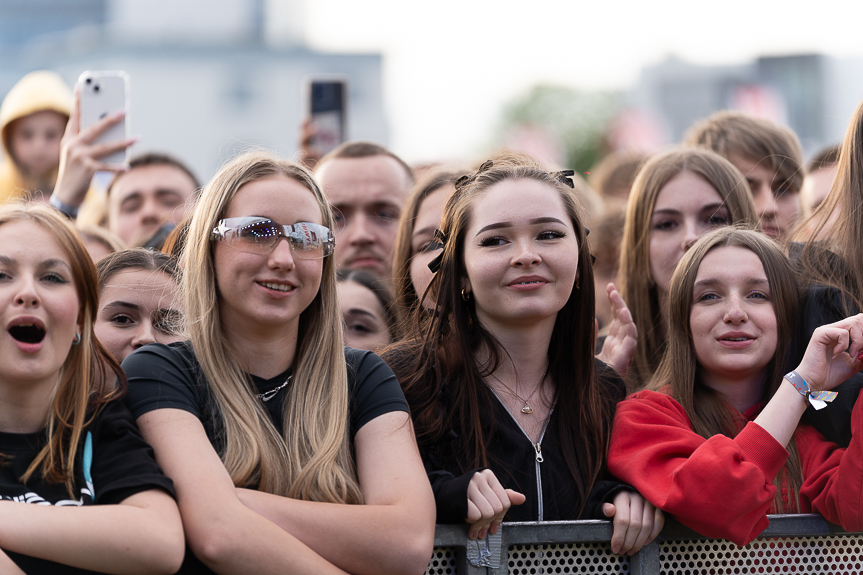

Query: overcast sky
<box><xmin>302</xmin><ymin>0</ymin><xmax>863</xmax><ymax>163</ymax></box>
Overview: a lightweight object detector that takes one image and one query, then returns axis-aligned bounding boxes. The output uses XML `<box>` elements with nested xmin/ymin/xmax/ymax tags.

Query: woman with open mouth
<box><xmin>0</xmin><ymin>203</ymin><xmax>183</xmax><ymax>574</ymax></box>
<box><xmin>609</xmin><ymin>227</ymin><xmax>863</xmax><ymax>545</ymax></box>
<box><xmin>121</xmin><ymin>150</ymin><xmax>435</xmax><ymax>575</ymax></box>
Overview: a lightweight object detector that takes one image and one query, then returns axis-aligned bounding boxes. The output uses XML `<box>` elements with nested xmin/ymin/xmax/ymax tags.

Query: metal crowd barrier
<box><xmin>426</xmin><ymin>514</ymin><xmax>863</xmax><ymax>574</ymax></box>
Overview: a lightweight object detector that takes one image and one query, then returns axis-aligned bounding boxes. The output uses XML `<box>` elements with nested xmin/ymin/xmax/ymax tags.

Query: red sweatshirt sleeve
<box><xmin>608</xmin><ymin>390</ymin><xmax>789</xmax><ymax>546</ymax></box>
<box><xmin>797</xmin><ymin>396</ymin><xmax>863</xmax><ymax>531</ymax></box>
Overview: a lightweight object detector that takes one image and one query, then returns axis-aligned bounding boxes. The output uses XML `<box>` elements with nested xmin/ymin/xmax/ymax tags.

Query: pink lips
<box><xmin>717</xmin><ymin>331</ymin><xmax>756</xmax><ymax>349</ymax></box>
<box><xmin>507</xmin><ymin>276</ymin><xmax>549</xmax><ymax>291</ymax></box>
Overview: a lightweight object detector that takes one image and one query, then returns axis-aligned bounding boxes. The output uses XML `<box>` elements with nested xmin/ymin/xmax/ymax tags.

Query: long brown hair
<box><xmin>620</xmin><ymin>147</ymin><xmax>759</xmax><ymax>390</ymax></box>
<box><xmin>649</xmin><ymin>227</ymin><xmax>803</xmax><ymax>511</ymax></box>
<box><xmin>391</xmin><ymin>166</ymin><xmax>467</xmax><ymax>331</ymax></box>
<box><xmin>0</xmin><ymin>204</ymin><xmax>125</xmax><ymax>495</ymax></box>
<box><xmin>388</xmin><ymin>153</ymin><xmax>617</xmax><ymax>516</ymax></box>
<box><xmin>790</xmin><ymin>98</ymin><xmax>863</xmax><ymax>315</ymax></box>
<box><xmin>184</xmin><ymin>150</ymin><xmax>361</xmax><ymax>503</ymax></box>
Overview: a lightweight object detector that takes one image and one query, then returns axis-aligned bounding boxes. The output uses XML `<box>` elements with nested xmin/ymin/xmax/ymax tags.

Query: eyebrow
<box><xmin>345</xmin><ymin>308</ymin><xmax>380</xmax><ymax>320</ymax></box>
<box><xmin>101</xmin><ymin>301</ymin><xmax>142</xmax><ymax>313</ymax></box>
<box><xmin>693</xmin><ymin>277</ymin><xmax>769</xmax><ymax>289</ymax></box>
<box><xmin>0</xmin><ymin>256</ymin><xmax>71</xmax><ymax>271</ymax></box>
<box><xmin>475</xmin><ymin>217</ymin><xmax>568</xmax><ymax>236</ymax></box>
<box><xmin>652</xmin><ymin>203</ymin><xmax>727</xmax><ymax>216</ymax></box>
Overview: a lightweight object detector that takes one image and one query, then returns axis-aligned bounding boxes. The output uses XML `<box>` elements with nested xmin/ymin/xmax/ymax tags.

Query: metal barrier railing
<box><xmin>426</xmin><ymin>514</ymin><xmax>863</xmax><ymax>574</ymax></box>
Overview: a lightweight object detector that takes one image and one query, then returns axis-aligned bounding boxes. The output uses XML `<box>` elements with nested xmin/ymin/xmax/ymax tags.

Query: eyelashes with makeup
<box><xmin>477</xmin><ymin>230</ymin><xmax>567</xmax><ymax>247</ymax></box>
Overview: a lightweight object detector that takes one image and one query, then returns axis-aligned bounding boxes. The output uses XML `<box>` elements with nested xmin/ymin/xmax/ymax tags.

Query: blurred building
<box><xmin>628</xmin><ymin>54</ymin><xmax>863</xmax><ymax>159</ymax></box>
<box><xmin>0</xmin><ymin>0</ymin><xmax>387</xmax><ymax>181</ymax></box>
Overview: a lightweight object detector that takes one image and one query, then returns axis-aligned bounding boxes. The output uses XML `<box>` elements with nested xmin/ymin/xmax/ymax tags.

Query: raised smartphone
<box><xmin>77</xmin><ymin>70</ymin><xmax>129</xmax><ymax>165</ymax></box>
<box><xmin>306</xmin><ymin>77</ymin><xmax>347</xmax><ymax>156</ymax></box>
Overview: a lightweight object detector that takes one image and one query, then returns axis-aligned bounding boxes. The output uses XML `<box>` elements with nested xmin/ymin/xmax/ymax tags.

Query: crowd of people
<box><xmin>0</xmin><ymin>67</ymin><xmax>862</xmax><ymax>574</ymax></box>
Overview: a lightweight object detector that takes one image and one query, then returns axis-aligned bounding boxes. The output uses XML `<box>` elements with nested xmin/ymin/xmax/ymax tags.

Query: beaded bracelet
<box><xmin>784</xmin><ymin>370</ymin><xmax>837</xmax><ymax>411</ymax></box>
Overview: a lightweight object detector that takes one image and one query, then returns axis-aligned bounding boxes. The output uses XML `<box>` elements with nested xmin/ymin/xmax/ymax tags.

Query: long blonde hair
<box><xmin>619</xmin><ymin>147</ymin><xmax>759</xmax><ymax>390</ymax></box>
<box><xmin>183</xmin><ymin>150</ymin><xmax>362</xmax><ymax>503</ymax></box>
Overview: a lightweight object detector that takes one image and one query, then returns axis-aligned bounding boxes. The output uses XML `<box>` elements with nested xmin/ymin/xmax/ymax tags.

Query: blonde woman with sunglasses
<box><xmin>121</xmin><ymin>151</ymin><xmax>435</xmax><ymax>575</ymax></box>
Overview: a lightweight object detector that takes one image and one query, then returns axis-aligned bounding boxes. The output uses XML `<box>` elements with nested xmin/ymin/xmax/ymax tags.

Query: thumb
<box><xmin>603</xmin><ymin>503</ymin><xmax>616</xmax><ymax>517</ymax></box>
<box><xmin>505</xmin><ymin>489</ymin><xmax>526</xmax><ymax>505</ymax></box>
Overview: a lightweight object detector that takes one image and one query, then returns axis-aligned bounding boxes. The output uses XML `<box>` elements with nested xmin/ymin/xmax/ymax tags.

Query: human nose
<box><xmin>131</xmin><ymin>322</ymin><xmax>158</xmax><ymax>349</ymax></box>
<box><xmin>346</xmin><ymin>213</ymin><xmax>375</xmax><ymax>246</ymax></box>
<box><xmin>268</xmin><ymin>237</ymin><xmax>297</xmax><ymax>270</ymax></box>
<box><xmin>723</xmin><ymin>293</ymin><xmax>748</xmax><ymax>324</ymax></box>
<box><xmin>682</xmin><ymin>218</ymin><xmax>700</xmax><ymax>251</ymax></box>
<box><xmin>139</xmin><ymin>198</ymin><xmax>161</xmax><ymax>225</ymax></box>
<box><xmin>754</xmin><ymin>183</ymin><xmax>779</xmax><ymax>219</ymax></box>
<box><xmin>512</xmin><ymin>238</ymin><xmax>541</xmax><ymax>266</ymax></box>
<box><xmin>14</xmin><ymin>276</ymin><xmax>39</xmax><ymax>308</ymax></box>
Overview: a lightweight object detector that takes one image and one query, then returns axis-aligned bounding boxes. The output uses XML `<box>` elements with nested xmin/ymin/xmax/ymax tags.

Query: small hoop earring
<box><xmin>461</xmin><ymin>289</ymin><xmax>471</xmax><ymax>302</ymax></box>
<box><xmin>72</xmin><ymin>333</ymin><xmax>81</xmax><ymax>346</ymax></box>
<box><xmin>575</xmin><ymin>281</ymin><xmax>580</xmax><ymax>290</ymax></box>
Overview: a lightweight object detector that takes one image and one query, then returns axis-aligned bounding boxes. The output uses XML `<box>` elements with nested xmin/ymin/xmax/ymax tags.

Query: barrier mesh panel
<box><xmin>426</xmin><ymin>547</ymin><xmax>457</xmax><ymax>575</ymax></box>
<box><xmin>659</xmin><ymin>536</ymin><xmax>863</xmax><ymax>574</ymax></box>
<box><xmin>507</xmin><ymin>543</ymin><xmax>630</xmax><ymax>574</ymax></box>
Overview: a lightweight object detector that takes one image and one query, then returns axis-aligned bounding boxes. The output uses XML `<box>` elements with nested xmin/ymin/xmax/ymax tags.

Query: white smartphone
<box><xmin>77</xmin><ymin>70</ymin><xmax>130</xmax><ymax>165</ymax></box>
<box><xmin>306</xmin><ymin>76</ymin><xmax>347</xmax><ymax>156</ymax></box>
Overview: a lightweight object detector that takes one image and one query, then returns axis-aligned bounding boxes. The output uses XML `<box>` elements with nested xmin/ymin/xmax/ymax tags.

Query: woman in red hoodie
<box><xmin>609</xmin><ymin>226</ymin><xmax>863</xmax><ymax>545</ymax></box>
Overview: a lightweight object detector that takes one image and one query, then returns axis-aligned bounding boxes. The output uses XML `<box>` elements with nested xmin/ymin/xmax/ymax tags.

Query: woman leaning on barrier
<box><xmin>121</xmin><ymin>151</ymin><xmax>435</xmax><ymax>575</ymax></box>
<box><xmin>609</xmin><ymin>227</ymin><xmax>863</xmax><ymax>546</ymax></box>
<box><xmin>385</xmin><ymin>154</ymin><xmax>663</xmax><ymax>556</ymax></box>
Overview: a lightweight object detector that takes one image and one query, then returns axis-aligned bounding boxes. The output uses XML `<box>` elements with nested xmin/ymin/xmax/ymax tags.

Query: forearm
<box><xmin>183</xmin><ymin>498</ymin><xmax>350</xmax><ymax>575</ymax></box>
<box><xmin>238</xmin><ymin>489</ymin><xmax>433</xmax><ymax>575</ymax></box>
<box><xmin>753</xmin><ymin>379</ymin><xmax>808</xmax><ymax>447</ymax></box>
<box><xmin>0</xmin><ymin>548</ymin><xmax>25</xmax><ymax>575</ymax></box>
<box><xmin>0</xmin><ymin>491</ymin><xmax>182</xmax><ymax>575</ymax></box>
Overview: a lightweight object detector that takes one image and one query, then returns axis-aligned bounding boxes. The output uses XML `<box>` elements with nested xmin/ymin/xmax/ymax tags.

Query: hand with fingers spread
<box><xmin>603</xmin><ymin>490</ymin><xmax>664</xmax><ymax>555</ymax></box>
<box><xmin>465</xmin><ymin>469</ymin><xmax>526</xmax><ymax>540</ymax></box>
<box><xmin>51</xmin><ymin>87</ymin><xmax>136</xmax><ymax>213</ymax></box>
<box><xmin>596</xmin><ymin>282</ymin><xmax>638</xmax><ymax>378</ymax></box>
<box><xmin>795</xmin><ymin>313</ymin><xmax>863</xmax><ymax>393</ymax></box>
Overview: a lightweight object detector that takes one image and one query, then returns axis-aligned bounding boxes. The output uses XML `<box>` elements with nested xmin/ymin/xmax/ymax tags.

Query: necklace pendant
<box><xmin>521</xmin><ymin>405</ymin><xmax>533</xmax><ymax>414</ymax></box>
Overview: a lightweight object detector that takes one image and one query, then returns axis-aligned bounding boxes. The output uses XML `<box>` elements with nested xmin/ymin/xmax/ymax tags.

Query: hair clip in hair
<box><xmin>556</xmin><ymin>170</ymin><xmax>575</xmax><ymax>189</ymax></box>
<box><xmin>454</xmin><ymin>175</ymin><xmax>471</xmax><ymax>190</ymax></box>
<box><xmin>427</xmin><ymin>229</ymin><xmax>447</xmax><ymax>273</ymax></box>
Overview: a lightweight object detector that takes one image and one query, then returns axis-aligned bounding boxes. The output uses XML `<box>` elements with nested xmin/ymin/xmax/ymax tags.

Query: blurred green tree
<box><xmin>495</xmin><ymin>84</ymin><xmax>620</xmax><ymax>174</ymax></box>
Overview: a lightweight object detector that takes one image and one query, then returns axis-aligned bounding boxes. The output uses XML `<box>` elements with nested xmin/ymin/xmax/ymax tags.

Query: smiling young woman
<box><xmin>609</xmin><ymin>227</ymin><xmax>863</xmax><ymax>545</ymax></box>
<box><xmin>618</xmin><ymin>147</ymin><xmax>759</xmax><ymax>390</ymax></box>
<box><xmin>385</xmin><ymin>154</ymin><xmax>663</xmax><ymax>556</ymax></box>
<box><xmin>0</xmin><ymin>203</ymin><xmax>182</xmax><ymax>574</ymax></box>
<box><xmin>121</xmin><ymin>150</ymin><xmax>434</xmax><ymax>575</ymax></box>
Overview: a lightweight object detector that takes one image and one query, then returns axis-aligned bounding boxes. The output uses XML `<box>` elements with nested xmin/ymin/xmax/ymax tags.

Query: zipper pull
<box><xmin>534</xmin><ymin>443</ymin><xmax>543</xmax><ymax>463</ymax></box>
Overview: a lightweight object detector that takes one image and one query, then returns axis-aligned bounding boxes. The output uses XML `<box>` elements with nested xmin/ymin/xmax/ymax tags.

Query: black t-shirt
<box><xmin>1</xmin><ymin>400</ymin><xmax>175</xmax><ymax>574</ymax></box>
<box><xmin>122</xmin><ymin>341</ymin><xmax>409</xmax><ymax>448</ymax></box>
<box><xmin>122</xmin><ymin>342</ymin><xmax>409</xmax><ymax>574</ymax></box>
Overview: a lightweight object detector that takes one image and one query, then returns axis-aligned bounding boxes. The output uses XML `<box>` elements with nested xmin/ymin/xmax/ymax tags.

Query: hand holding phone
<box><xmin>51</xmin><ymin>71</ymin><xmax>135</xmax><ymax>214</ymax></box>
<box><xmin>304</xmin><ymin>77</ymin><xmax>347</xmax><ymax>159</ymax></box>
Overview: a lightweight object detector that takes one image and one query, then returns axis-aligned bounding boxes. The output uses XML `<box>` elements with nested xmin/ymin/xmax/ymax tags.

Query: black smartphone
<box><xmin>307</xmin><ymin>77</ymin><xmax>347</xmax><ymax>156</ymax></box>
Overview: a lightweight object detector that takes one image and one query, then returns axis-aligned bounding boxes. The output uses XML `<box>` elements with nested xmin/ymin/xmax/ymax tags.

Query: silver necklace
<box><xmin>488</xmin><ymin>365</ymin><xmax>549</xmax><ymax>415</ymax></box>
<box><xmin>257</xmin><ymin>375</ymin><xmax>292</xmax><ymax>402</ymax></box>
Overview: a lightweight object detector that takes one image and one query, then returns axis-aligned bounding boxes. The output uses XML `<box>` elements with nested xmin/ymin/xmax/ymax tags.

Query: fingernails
<box><xmin>112</xmin><ymin>110</ymin><xmax>126</xmax><ymax>119</ymax></box>
<box><xmin>612</xmin><ymin>545</ymin><xmax>620</xmax><ymax>554</ymax></box>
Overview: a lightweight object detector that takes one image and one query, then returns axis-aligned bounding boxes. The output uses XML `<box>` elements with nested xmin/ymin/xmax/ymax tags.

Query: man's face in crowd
<box><xmin>108</xmin><ymin>163</ymin><xmax>198</xmax><ymax>246</ymax></box>
<box><xmin>316</xmin><ymin>155</ymin><xmax>411</xmax><ymax>281</ymax></box>
<box><xmin>727</xmin><ymin>153</ymin><xmax>800</xmax><ymax>240</ymax></box>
